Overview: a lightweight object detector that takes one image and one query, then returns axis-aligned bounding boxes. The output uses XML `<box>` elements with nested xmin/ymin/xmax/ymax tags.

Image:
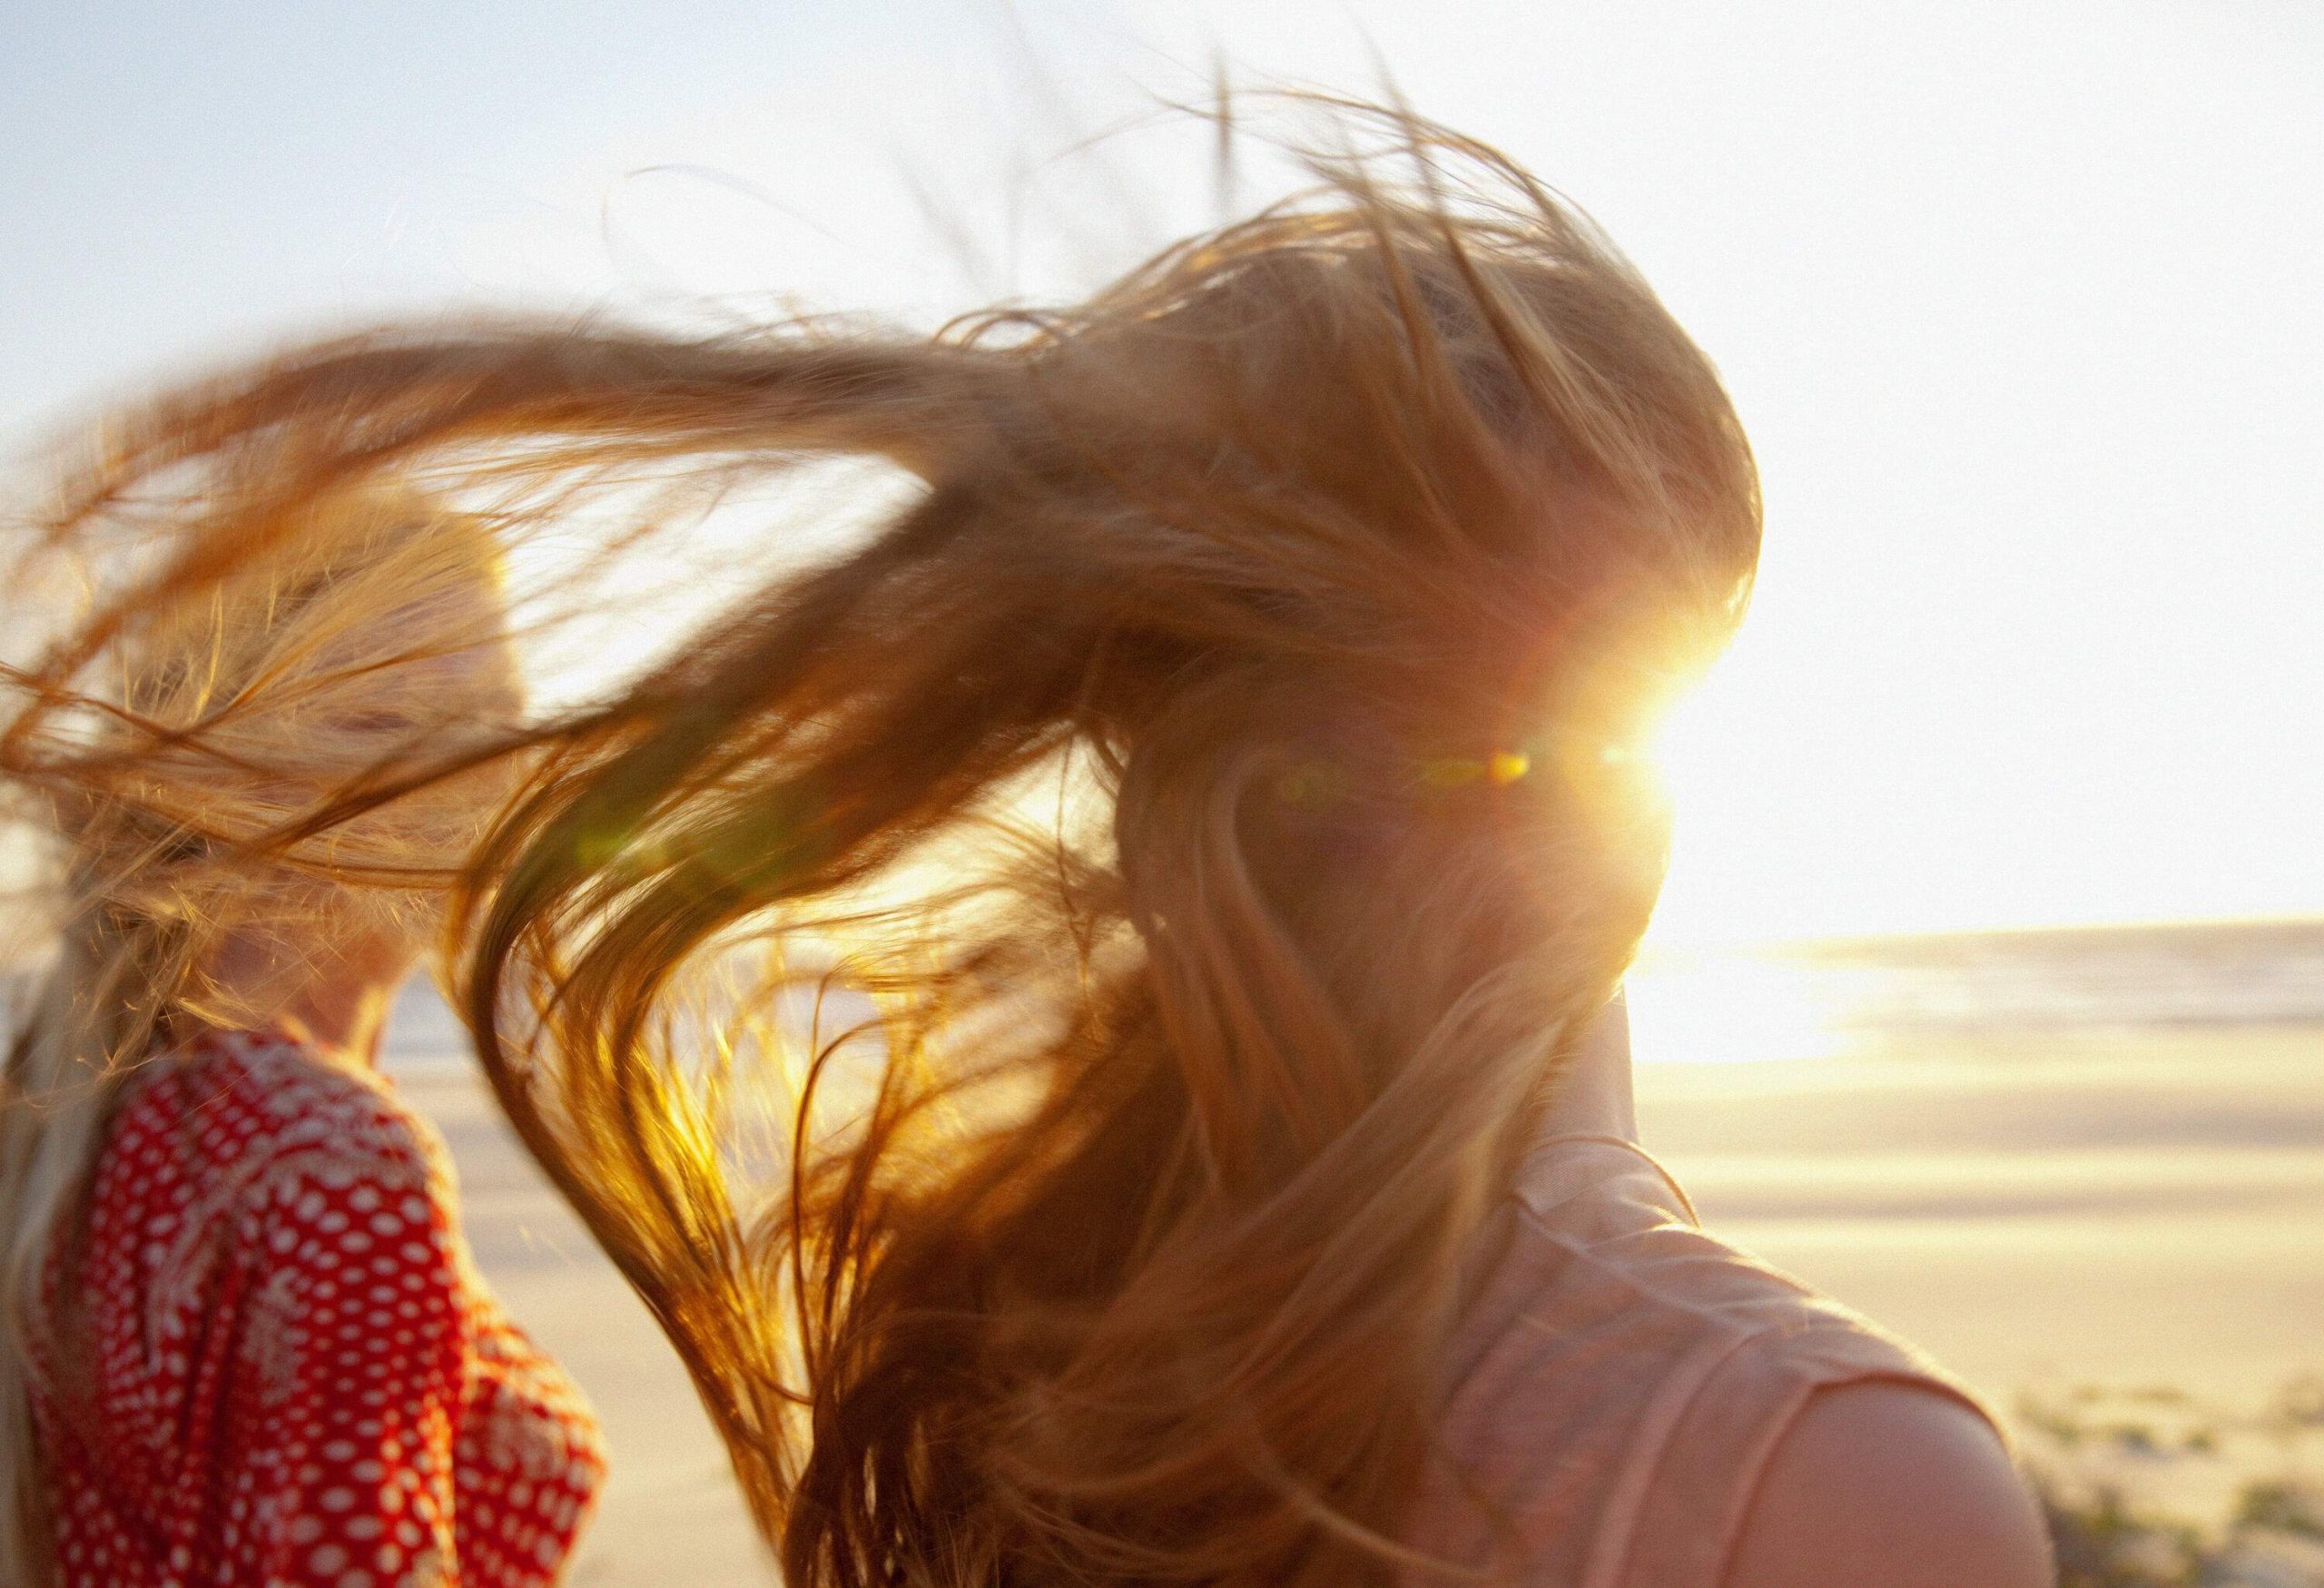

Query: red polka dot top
<box><xmin>27</xmin><ymin>1027</ymin><xmax>606</xmax><ymax>1587</ymax></box>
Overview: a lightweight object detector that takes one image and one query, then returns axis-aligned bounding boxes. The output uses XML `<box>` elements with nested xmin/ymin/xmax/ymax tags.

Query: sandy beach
<box><xmin>399</xmin><ymin>1013</ymin><xmax>2324</xmax><ymax>1583</ymax></box>
<box><xmin>400</xmin><ymin>1068</ymin><xmax>780</xmax><ymax>1585</ymax></box>
<box><xmin>1644</xmin><ymin>1026</ymin><xmax>2324</xmax><ymax>1406</ymax></box>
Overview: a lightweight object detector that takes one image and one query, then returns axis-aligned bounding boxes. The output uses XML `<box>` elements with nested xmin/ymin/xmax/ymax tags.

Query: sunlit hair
<box><xmin>0</xmin><ymin>488</ymin><xmax>515</xmax><ymax>1583</ymax></box>
<box><xmin>3</xmin><ymin>101</ymin><xmax>1758</xmax><ymax>1585</ymax></box>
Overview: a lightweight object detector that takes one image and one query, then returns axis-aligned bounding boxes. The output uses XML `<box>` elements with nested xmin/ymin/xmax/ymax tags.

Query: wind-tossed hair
<box><xmin>0</xmin><ymin>98</ymin><xmax>1758</xmax><ymax>1585</ymax></box>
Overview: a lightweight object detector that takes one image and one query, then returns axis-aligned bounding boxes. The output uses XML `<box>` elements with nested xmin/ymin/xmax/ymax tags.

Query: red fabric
<box><xmin>29</xmin><ymin>1028</ymin><xmax>606</xmax><ymax>1587</ymax></box>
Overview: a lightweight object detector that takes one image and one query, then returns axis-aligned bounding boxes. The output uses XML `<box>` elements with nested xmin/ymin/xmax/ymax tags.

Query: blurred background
<box><xmin>8</xmin><ymin>2</ymin><xmax>2321</xmax><ymax>1580</ymax></box>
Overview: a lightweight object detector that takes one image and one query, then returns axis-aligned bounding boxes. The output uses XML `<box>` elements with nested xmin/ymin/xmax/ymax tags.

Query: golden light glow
<box><xmin>1624</xmin><ymin>948</ymin><xmax>1854</xmax><ymax>1067</ymax></box>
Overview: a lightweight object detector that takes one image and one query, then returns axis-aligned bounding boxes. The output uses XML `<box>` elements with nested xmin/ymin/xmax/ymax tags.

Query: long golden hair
<box><xmin>3</xmin><ymin>103</ymin><xmax>1758</xmax><ymax>1585</ymax></box>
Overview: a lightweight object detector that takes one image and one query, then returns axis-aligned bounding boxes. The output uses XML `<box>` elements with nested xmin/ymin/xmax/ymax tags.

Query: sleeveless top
<box><xmin>1406</xmin><ymin>1135</ymin><xmax>1998</xmax><ymax>1588</ymax></box>
<box><xmin>29</xmin><ymin>1028</ymin><xmax>606</xmax><ymax>1588</ymax></box>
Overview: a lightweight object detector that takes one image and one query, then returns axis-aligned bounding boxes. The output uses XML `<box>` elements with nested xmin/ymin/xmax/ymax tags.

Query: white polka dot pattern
<box><xmin>28</xmin><ymin>1029</ymin><xmax>606</xmax><ymax>1586</ymax></box>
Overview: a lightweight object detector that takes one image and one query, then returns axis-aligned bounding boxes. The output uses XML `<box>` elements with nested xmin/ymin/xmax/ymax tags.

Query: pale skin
<box><xmin>200</xmin><ymin>919</ymin><xmax>421</xmax><ymax>1067</ymax></box>
<box><xmin>1550</xmin><ymin>997</ymin><xmax>2057</xmax><ymax>1588</ymax></box>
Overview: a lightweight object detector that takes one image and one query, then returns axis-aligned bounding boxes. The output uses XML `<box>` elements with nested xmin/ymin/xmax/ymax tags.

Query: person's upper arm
<box><xmin>226</xmin><ymin>1133</ymin><xmax>471</xmax><ymax>1587</ymax></box>
<box><xmin>1724</xmin><ymin>1381</ymin><xmax>2054</xmax><ymax>1588</ymax></box>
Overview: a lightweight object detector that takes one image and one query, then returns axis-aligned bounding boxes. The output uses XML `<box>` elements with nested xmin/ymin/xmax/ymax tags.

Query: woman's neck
<box><xmin>274</xmin><ymin>978</ymin><xmax>402</xmax><ymax>1066</ymax></box>
<box><xmin>1538</xmin><ymin>991</ymin><xmax>1640</xmax><ymax>1142</ymax></box>
<box><xmin>200</xmin><ymin>925</ymin><xmax>416</xmax><ymax>1068</ymax></box>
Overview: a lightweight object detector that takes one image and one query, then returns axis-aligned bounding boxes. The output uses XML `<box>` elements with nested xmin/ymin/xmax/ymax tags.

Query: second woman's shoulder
<box><xmin>157</xmin><ymin>1026</ymin><xmax>460</xmax><ymax>1210</ymax></box>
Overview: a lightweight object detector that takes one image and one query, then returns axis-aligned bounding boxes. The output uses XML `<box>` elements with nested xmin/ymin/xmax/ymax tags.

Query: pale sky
<box><xmin>6</xmin><ymin>0</ymin><xmax>2321</xmax><ymax>942</ymax></box>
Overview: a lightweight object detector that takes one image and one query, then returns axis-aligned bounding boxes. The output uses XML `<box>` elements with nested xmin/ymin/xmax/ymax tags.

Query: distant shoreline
<box><xmin>1639</xmin><ymin>912</ymin><xmax>2324</xmax><ymax>962</ymax></box>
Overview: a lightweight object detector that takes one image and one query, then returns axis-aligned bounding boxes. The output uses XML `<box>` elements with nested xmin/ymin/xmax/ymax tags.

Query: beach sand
<box><xmin>404</xmin><ymin>1070</ymin><xmax>781</xmax><ymax>1585</ymax></box>
<box><xmin>400</xmin><ymin>1021</ymin><xmax>2324</xmax><ymax>1583</ymax></box>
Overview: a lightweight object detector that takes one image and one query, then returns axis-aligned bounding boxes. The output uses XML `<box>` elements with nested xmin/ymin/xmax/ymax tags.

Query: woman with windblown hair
<box><xmin>0</xmin><ymin>493</ymin><xmax>606</xmax><ymax>1586</ymax></box>
<box><xmin>3</xmin><ymin>104</ymin><xmax>2050</xmax><ymax>1586</ymax></box>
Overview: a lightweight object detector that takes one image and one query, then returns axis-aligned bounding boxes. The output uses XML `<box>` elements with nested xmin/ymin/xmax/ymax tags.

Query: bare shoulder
<box><xmin>1725</xmin><ymin>1381</ymin><xmax>2054</xmax><ymax>1588</ymax></box>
